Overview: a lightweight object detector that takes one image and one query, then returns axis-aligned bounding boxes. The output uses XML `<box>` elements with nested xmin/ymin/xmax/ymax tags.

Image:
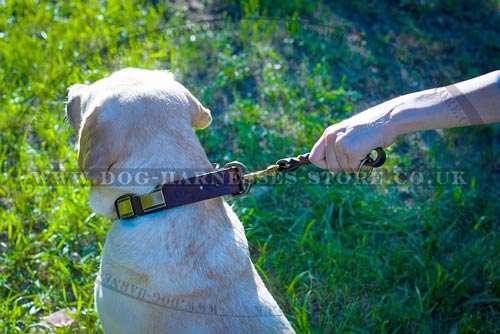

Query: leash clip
<box><xmin>224</xmin><ymin>161</ymin><xmax>252</xmax><ymax>198</ymax></box>
<box><xmin>242</xmin><ymin>164</ymin><xmax>280</xmax><ymax>181</ymax></box>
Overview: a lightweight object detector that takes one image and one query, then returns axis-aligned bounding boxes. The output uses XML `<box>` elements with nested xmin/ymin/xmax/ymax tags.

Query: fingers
<box><xmin>310</xmin><ymin>125</ymin><xmax>367</xmax><ymax>174</ymax></box>
<box><xmin>335</xmin><ymin>133</ymin><xmax>357</xmax><ymax>172</ymax></box>
<box><xmin>326</xmin><ymin>131</ymin><xmax>360</xmax><ymax>173</ymax></box>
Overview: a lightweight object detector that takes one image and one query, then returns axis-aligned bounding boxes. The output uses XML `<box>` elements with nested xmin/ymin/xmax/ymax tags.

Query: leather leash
<box><xmin>115</xmin><ymin>148</ymin><xmax>386</xmax><ymax>220</ymax></box>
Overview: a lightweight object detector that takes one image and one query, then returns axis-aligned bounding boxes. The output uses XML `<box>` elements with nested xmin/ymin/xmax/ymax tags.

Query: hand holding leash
<box><xmin>239</xmin><ymin>147</ymin><xmax>386</xmax><ymax>182</ymax></box>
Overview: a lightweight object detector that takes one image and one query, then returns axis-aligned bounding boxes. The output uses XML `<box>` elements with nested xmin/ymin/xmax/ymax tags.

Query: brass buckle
<box><xmin>115</xmin><ymin>194</ymin><xmax>135</xmax><ymax>219</ymax></box>
<box><xmin>140</xmin><ymin>188</ymin><xmax>167</xmax><ymax>212</ymax></box>
<box><xmin>224</xmin><ymin>161</ymin><xmax>252</xmax><ymax>198</ymax></box>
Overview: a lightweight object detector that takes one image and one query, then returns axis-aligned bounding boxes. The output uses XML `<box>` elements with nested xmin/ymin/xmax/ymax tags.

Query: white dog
<box><xmin>66</xmin><ymin>68</ymin><xmax>295</xmax><ymax>333</ymax></box>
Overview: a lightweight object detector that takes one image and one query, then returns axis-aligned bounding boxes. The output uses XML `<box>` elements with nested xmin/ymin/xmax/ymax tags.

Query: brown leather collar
<box><xmin>114</xmin><ymin>164</ymin><xmax>248</xmax><ymax>220</ymax></box>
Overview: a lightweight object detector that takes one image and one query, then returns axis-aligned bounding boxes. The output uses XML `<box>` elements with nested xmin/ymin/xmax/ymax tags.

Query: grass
<box><xmin>1</xmin><ymin>0</ymin><xmax>499</xmax><ymax>333</ymax></box>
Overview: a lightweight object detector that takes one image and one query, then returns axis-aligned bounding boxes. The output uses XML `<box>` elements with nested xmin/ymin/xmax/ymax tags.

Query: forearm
<box><xmin>309</xmin><ymin>71</ymin><xmax>500</xmax><ymax>172</ymax></box>
<box><xmin>390</xmin><ymin>70</ymin><xmax>500</xmax><ymax>137</ymax></box>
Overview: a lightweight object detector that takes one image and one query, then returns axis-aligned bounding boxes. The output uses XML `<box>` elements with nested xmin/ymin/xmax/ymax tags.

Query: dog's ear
<box><xmin>67</xmin><ymin>84</ymin><xmax>117</xmax><ymax>183</ymax></box>
<box><xmin>185</xmin><ymin>90</ymin><xmax>212</xmax><ymax>129</ymax></box>
<box><xmin>65</xmin><ymin>84</ymin><xmax>89</xmax><ymax>132</ymax></box>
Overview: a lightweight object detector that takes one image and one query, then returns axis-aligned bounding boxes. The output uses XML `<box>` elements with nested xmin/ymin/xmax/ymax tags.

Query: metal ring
<box><xmin>223</xmin><ymin>161</ymin><xmax>252</xmax><ymax>198</ymax></box>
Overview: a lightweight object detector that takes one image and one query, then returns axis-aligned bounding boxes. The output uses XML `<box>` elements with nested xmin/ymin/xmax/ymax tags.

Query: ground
<box><xmin>0</xmin><ymin>1</ymin><xmax>499</xmax><ymax>333</ymax></box>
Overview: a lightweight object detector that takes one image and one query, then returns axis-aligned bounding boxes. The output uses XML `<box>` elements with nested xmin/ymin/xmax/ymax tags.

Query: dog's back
<box><xmin>95</xmin><ymin>203</ymin><xmax>294</xmax><ymax>333</ymax></box>
<box><xmin>66</xmin><ymin>68</ymin><xmax>295</xmax><ymax>333</ymax></box>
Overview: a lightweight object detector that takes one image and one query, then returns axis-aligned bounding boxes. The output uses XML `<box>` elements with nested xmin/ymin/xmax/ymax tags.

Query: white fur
<box><xmin>66</xmin><ymin>68</ymin><xmax>295</xmax><ymax>333</ymax></box>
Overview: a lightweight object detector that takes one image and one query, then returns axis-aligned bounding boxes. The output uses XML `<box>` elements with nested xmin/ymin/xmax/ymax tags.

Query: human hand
<box><xmin>309</xmin><ymin>99</ymin><xmax>404</xmax><ymax>173</ymax></box>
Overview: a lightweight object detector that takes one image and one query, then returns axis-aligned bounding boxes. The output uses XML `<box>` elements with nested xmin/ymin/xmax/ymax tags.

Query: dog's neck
<box><xmin>87</xmin><ymin>137</ymin><xmax>214</xmax><ymax>218</ymax></box>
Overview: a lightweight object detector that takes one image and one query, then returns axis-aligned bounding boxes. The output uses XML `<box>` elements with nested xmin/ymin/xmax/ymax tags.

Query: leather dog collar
<box><xmin>114</xmin><ymin>163</ymin><xmax>249</xmax><ymax>220</ymax></box>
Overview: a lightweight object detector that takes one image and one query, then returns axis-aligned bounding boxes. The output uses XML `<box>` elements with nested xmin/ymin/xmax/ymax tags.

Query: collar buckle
<box><xmin>115</xmin><ymin>194</ymin><xmax>135</xmax><ymax>219</ymax></box>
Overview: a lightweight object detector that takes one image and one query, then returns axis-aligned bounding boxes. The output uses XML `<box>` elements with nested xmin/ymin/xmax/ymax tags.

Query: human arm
<box><xmin>309</xmin><ymin>70</ymin><xmax>500</xmax><ymax>173</ymax></box>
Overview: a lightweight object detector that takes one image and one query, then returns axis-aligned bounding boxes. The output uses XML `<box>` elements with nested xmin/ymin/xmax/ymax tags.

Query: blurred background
<box><xmin>1</xmin><ymin>1</ymin><xmax>499</xmax><ymax>333</ymax></box>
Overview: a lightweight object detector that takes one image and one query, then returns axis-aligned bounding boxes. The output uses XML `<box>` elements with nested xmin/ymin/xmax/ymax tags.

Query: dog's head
<box><xmin>66</xmin><ymin>68</ymin><xmax>213</xmax><ymax>216</ymax></box>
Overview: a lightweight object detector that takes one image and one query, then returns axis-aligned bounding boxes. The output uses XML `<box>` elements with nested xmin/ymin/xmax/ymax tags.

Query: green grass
<box><xmin>1</xmin><ymin>0</ymin><xmax>499</xmax><ymax>333</ymax></box>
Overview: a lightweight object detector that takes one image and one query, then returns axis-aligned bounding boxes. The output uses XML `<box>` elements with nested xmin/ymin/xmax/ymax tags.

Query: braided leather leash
<box><xmin>242</xmin><ymin>147</ymin><xmax>386</xmax><ymax>182</ymax></box>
